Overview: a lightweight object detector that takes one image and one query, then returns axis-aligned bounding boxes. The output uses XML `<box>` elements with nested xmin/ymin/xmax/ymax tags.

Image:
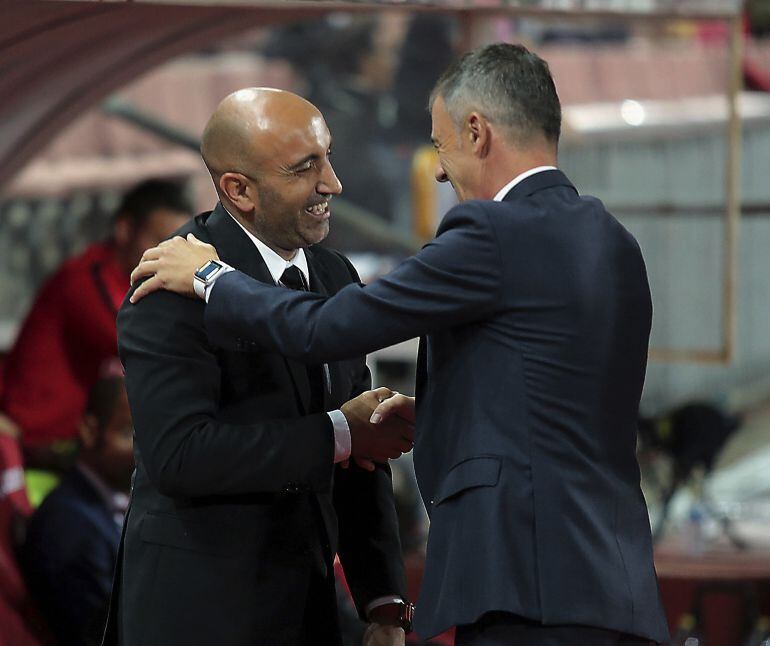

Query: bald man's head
<box><xmin>201</xmin><ymin>88</ymin><xmax>342</xmax><ymax>259</ymax></box>
<box><xmin>201</xmin><ymin>88</ymin><xmax>320</xmax><ymax>180</ymax></box>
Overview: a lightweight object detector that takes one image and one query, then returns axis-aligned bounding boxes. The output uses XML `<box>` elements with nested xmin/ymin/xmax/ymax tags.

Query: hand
<box><xmin>369</xmin><ymin>393</ymin><xmax>416</xmax><ymax>426</ymax></box>
<box><xmin>129</xmin><ymin>234</ymin><xmax>220</xmax><ymax>303</ymax></box>
<box><xmin>341</xmin><ymin>388</ymin><xmax>414</xmax><ymax>472</ymax></box>
<box><xmin>363</xmin><ymin>624</ymin><xmax>405</xmax><ymax>646</ymax></box>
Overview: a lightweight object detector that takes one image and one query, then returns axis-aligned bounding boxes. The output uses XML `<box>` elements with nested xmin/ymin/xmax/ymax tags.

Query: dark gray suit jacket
<box><xmin>203</xmin><ymin>171</ymin><xmax>669</xmax><ymax>643</ymax></box>
<box><xmin>105</xmin><ymin>204</ymin><xmax>405</xmax><ymax>646</ymax></box>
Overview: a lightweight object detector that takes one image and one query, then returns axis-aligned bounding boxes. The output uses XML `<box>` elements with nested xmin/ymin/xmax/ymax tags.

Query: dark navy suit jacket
<box><xmin>21</xmin><ymin>467</ymin><xmax>121</xmax><ymax>646</ymax></box>
<box><xmin>204</xmin><ymin>170</ymin><xmax>669</xmax><ymax>642</ymax></box>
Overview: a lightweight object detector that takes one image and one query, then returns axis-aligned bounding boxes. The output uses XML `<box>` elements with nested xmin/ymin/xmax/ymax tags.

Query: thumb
<box><xmin>187</xmin><ymin>233</ymin><xmax>207</xmax><ymax>246</ymax></box>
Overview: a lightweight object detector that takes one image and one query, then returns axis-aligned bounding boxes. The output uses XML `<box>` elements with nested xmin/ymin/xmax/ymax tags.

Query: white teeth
<box><xmin>307</xmin><ymin>201</ymin><xmax>328</xmax><ymax>215</ymax></box>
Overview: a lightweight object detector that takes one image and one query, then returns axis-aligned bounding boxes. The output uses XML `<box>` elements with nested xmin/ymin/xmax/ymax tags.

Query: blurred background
<box><xmin>1</xmin><ymin>0</ymin><xmax>770</xmax><ymax>644</ymax></box>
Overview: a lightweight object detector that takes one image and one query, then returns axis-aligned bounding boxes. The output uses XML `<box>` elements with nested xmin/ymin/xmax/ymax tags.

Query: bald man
<box><xmin>103</xmin><ymin>89</ymin><xmax>412</xmax><ymax>646</ymax></box>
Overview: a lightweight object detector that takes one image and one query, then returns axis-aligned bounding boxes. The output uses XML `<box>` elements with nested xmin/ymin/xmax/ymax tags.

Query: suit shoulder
<box><xmin>309</xmin><ymin>245</ymin><xmax>359</xmax><ymax>281</ymax></box>
<box><xmin>308</xmin><ymin>244</ymin><xmax>350</xmax><ymax>265</ymax></box>
<box><xmin>437</xmin><ymin>199</ymin><xmax>500</xmax><ymax>236</ymax></box>
<box><xmin>579</xmin><ymin>195</ymin><xmax>643</xmax><ymax>250</ymax></box>
<box><xmin>169</xmin><ymin>212</ymin><xmax>211</xmax><ymax>243</ymax></box>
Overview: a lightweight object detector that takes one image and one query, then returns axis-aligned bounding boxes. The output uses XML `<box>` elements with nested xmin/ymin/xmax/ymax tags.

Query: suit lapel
<box><xmin>203</xmin><ymin>204</ymin><xmax>313</xmax><ymax>414</ymax></box>
<box><xmin>305</xmin><ymin>247</ymin><xmax>334</xmax><ymax>411</ymax></box>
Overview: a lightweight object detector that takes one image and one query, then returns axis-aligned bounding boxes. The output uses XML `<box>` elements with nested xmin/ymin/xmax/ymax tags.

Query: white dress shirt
<box><xmin>493</xmin><ymin>165</ymin><xmax>558</xmax><ymax>202</ymax></box>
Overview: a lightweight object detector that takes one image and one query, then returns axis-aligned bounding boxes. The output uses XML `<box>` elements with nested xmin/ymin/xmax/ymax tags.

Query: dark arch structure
<box><xmin>0</xmin><ymin>1</ymin><xmax>340</xmax><ymax>188</ymax></box>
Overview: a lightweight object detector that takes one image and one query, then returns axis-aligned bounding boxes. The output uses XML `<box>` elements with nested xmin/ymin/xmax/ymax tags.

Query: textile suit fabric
<box><xmin>105</xmin><ymin>204</ymin><xmax>405</xmax><ymax>646</ymax></box>
<box><xmin>203</xmin><ymin>170</ymin><xmax>670</xmax><ymax>643</ymax></box>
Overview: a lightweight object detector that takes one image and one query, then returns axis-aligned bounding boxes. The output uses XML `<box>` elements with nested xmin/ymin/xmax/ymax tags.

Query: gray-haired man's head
<box><xmin>430</xmin><ymin>43</ymin><xmax>561</xmax><ymax>147</ymax></box>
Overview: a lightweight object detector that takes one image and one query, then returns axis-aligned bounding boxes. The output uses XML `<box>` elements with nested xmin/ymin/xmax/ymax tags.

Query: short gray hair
<box><xmin>430</xmin><ymin>43</ymin><xmax>561</xmax><ymax>145</ymax></box>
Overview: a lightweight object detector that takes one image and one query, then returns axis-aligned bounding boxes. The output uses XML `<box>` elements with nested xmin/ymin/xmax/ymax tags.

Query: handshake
<box><xmin>340</xmin><ymin>387</ymin><xmax>416</xmax><ymax>471</ymax></box>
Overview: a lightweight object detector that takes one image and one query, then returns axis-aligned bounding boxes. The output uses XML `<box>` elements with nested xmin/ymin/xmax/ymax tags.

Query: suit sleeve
<box><xmin>329</xmin><ymin>256</ymin><xmax>407</xmax><ymax>612</ymax></box>
<box><xmin>205</xmin><ymin>201</ymin><xmax>502</xmax><ymax>363</ymax></box>
<box><xmin>118</xmin><ymin>288</ymin><xmax>335</xmax><ymax>498</ymax></box>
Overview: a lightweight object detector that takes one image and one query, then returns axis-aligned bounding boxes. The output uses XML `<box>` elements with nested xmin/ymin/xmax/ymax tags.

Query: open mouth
<box><xmin>305</xmin><ymin>201</ymin><xmax>329</xmax><ymax>219</ymax></box>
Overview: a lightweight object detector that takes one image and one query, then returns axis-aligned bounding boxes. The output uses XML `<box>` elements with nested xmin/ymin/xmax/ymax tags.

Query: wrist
<box><xmin>367</xmin><ymin>600</ymin><xmax>414</xmax><ymax>633</ymax></box>
<box><xmin>193</xmin><ymin>259</ymin><xmax>224</xmax><ymax>300</ymax></box>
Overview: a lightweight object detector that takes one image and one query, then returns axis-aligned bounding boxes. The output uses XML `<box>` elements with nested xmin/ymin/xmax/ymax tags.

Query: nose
<box><xmin>434</xmin><ymin>159</ymin><xmax>448</xmax><ymax>183</ymax></box>
<box><xmin>318</xmin><ymin>159</ymin><xmax>343</xmax><ymax>196</ymax></box>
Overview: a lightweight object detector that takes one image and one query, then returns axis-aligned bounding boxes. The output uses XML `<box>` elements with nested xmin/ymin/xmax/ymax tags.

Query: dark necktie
<box><xmin>280</xmin><ymin>265</ymin><xmax>307</xmax><ymax>291</ymax></box>
<box><xmin>279</xmin><ymin>265</ymin><xmax>324</xmax><ymax>412</ymax></box>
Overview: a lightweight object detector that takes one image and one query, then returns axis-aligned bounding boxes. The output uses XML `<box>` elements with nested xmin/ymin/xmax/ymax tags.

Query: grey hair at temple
<box><xmin>429</xmin><ymin>43</ymin><xmax>562</xmax><ymax>146</ymax></box>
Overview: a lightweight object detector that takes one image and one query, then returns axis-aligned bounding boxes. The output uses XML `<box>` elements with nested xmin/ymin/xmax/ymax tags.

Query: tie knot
<box><xmin>280</xmin><ymin>265</ymin><xmax>307</xmax><ymax>291</ymax></box>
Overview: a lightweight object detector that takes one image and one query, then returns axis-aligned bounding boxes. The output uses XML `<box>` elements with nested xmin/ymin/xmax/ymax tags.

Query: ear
<box><xmin>467</xmin><ymin>112</ymin><xmax>491</xmax><ymax>158</ymax></box>
<box><xmin>219</xmin><ymin>172</ymin><xmax>259</xmax><ymax>213</ymax></box>
<box><xmin>79</xmin><ymin>414</ymin><xmax>99</xmax><ymax>450</ymax></box>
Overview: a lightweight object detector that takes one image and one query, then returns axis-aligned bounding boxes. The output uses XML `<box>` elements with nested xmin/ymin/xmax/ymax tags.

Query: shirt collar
<box><xmin>492</xmin><ymin>166</ymin><xmax>558</xmax><ymax>202</ymax></box>
<box><xmin>222</xmin><ymin>205</ymin><xmax>309</xmax><ymax>285</ymax></box>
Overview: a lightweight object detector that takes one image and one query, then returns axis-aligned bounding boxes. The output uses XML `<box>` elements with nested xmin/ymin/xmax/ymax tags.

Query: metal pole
<box><xmin>722</xmin><ymin>13</ymin><xmax>743</xmax><ymax>363</ymax></box>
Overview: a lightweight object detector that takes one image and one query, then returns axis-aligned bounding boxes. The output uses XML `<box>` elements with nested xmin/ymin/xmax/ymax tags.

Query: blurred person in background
<box><xmin>21</xmin><ymin>364</ymin><xmax>132</xmax><ymax>646</ymax></box>
<box><xmin>264</xmin><ymin>15</ymin><xmax>413</xmax><ymax>223</ymax></box>
<box><xmin>133</xmin><ymin>44</ymin><xmax>669</xmax><ymax>646</ymax></box>
<box><xmin>0</xmin><ymin>415</ymin><xmax>46</xmax><ymax>646</ymax></box>
<box><xmin>108</xmin><ymin>88</ymin><xmax>412</xmax><ymax>646</ymax></box>
<box><xmin>0</xmin><ymin>180</ymin><xmax>190</xmax><ymax>471</ymax></box>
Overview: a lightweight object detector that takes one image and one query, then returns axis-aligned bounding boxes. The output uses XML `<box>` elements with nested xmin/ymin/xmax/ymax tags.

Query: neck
<box><xmin>268</xmin><ymin>243</ymin><xmax>298</xmax><ymax>262</ymax></box>
<box><xmin>482</xmin><ymin>150</ymin><xmax>557</xmax><ymax>200</ymax></box>
<box><xmin>221</xmin><ymin>201</ymin><xmax>299</xmax><ymax>261</ymax></box>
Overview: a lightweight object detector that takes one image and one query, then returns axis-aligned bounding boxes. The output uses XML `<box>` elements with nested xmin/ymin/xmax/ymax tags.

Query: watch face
<box><xmin>196</xmin><ymin>261</ymin><xmax>221</xmax><ymax>281</ymax></box>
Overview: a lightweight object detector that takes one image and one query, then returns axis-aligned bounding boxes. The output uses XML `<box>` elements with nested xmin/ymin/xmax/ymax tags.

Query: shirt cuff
<box><xmin>366</xmin><ymin>596</ymin><xmax>404</xmax><ymax>617</ymax></box>
<box><xmin>327</xmin><ymin>409</ymin><xmax>351</xmax><ymax>463</ymax></box>
<box><xmin>192</xmin><ymin>263</ymin><xmax>235</xmax><ymax>302</ymax></box>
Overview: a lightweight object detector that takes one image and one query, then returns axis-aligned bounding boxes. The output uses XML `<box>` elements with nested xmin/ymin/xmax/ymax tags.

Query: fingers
<box><xmin>187</xmin><ymin>233</ymin><xmax>209</xmax><ymax>248</ymax></box>
<box><xmin>141</xmin><ymin>247</ymin><xmax>161</xmax><ymax>260</ymax></box>
<box><xmin>371</xmin><ymin>386</ymin><xmax>394</xmax><ymax>403</ymax></box>
<box><xmin>187</xmin><ymin>233</ymin><xmax>220</xmax><ymax>260</ymax></box>
<box><xmin>370</xmin><ymin>394</ymin><xmax>416</xmax><ymax>425</ymax></box>
<box><xmin>353</xmin><ymin>457</ymin><xmax>377</xmax><ymax>472</ymax></box>
<box><xmin>130</xmin><ymin>259</ymin><xmax>160</xmax><ymax>286</ymax></box>
<box><xmin>129</xmin><ymin>275</ymin><xmax>163</xmax><ymax>304</ymax></box>
<box><xmin>363</xmin><ymin>624</ymin><xmax>405</xmax><ymax>646</ymax></box>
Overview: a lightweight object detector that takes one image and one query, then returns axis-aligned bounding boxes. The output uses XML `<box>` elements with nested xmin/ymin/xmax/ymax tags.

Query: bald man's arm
<box><xmin>119</xmin><ymin>288</ymin><xmax>337</xmax><ymax>497</ymax></box>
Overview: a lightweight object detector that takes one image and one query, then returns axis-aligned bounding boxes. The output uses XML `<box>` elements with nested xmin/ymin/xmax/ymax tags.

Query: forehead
<box><xmin>430</xmin><ymin>96</ymin><xmax>453</xmax><ymax>138</ymax></box>
<box><xmin>274</xmin><ymin>112</ymin><xmax>331</xmax><ymax>156</ymax></box>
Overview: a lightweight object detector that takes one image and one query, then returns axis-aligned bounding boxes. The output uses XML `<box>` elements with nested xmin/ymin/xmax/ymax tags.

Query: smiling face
<box><xmin>247</xmin><ymin>111</ymin><xmax>341</xmax><ymax>256</ymax></box>
<box><xmin>430</xmin><ymin>95</ymin><xmax>481</xmax><ymax>203</ymax></box>
<box><xmin>203</xmin><ymin>89</ymin><xmax>343</xmax><ymax>260</ymax></box>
